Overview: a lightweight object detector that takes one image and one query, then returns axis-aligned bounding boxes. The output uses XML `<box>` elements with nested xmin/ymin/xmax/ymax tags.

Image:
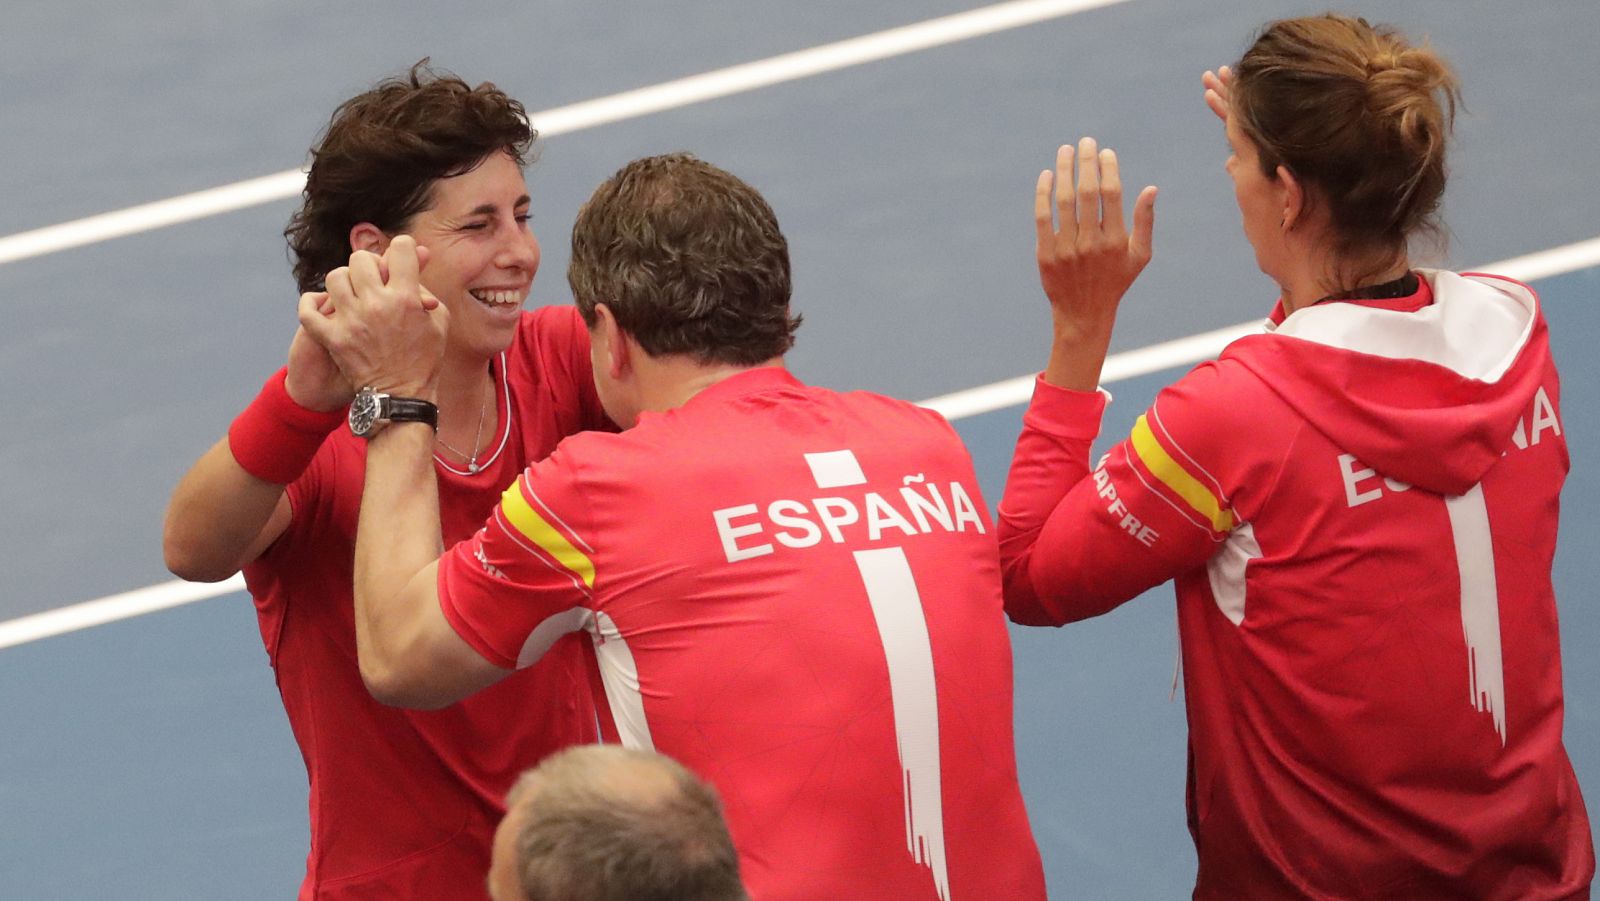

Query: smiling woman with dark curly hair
<box><xmin>163</xmin><ymin>62</ymin><xmax>611</xmax><ymax>899</ymax></box>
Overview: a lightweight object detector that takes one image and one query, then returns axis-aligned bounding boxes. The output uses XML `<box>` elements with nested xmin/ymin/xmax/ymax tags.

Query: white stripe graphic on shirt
<box><xmin>515</xmin><ymin>606</ymin><xmax>592</xmax><ymax>669</ymax></box>
<box><xmin>587</xmin><ymin>611</ymin><xmax>654</xmax><ymax>751</ymax></box>
<box><xmin>1444</xmin><ymin>485</ymin><xmax>1508</xmax><ymax>743</ymax></box>
<box><xmin>1205</xmin><ymin>522</ymin><xmax>1260</xmax><ymax>626</ymax></box>
<box><xmin>804</xmin><ymin>449</ymin><xmax>869</xmax><ymax>488</ymax></box>
<box><xmin>813</xmin><ymin>448</ymin><xmax>951</xmax><ymax>899</ymax></box>
<box><xmin>854</xmin><ymin>547</ymin><xmax>950</xmax><ymax>900</ymax></box>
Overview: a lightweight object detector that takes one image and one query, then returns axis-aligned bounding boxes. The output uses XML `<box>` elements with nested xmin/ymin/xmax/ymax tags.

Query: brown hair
<box><xmin>284</xmin><ymin>60</ymin><xmax>535</xmax><ymax>292</ymax></box>
<box><xmin>568</xmin><ymin>153</ymin><xmax>800</xmax><ymax>365</ymax></box>
<box><xmin>508</xmin><ymin>746</ymin><xmax>748</xmax><ymax>901</ymax></box>
<box><xmin>1231</xmin><ymin>15</ymin><xmax>1461</xmax><ymax>287</ymax></box>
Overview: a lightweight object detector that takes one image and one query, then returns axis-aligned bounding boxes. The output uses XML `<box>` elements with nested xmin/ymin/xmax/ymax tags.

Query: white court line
<box><xmin>0</xmin><ymin>0</ymin><xmax>1132</xmax><ymax>267</ymax></box>
<box><xmin>3</xmin><ymin>236</ymin><xmax>1595</xmax><ymax>651</ymax></box>
<box><xmin>918</xmin><ymin>237</ymin><xmax>1600</xmax><ymax>418</ymax></box>
<box><xmin>920</xmin><ymin>321</ymin><xmax>1261</xmax><ymax>420</ymax></box>
<box><xmin>0</xmin><ymin>575</ymin><xmax>244</xmax><ymax>651</ymax></box>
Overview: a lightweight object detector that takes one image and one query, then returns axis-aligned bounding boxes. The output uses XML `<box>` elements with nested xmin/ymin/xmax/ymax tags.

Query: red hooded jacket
<box><xmin>999</xmin><ymin>271</ymin><xmax>1593</xmax><ymax>899</ymax></box>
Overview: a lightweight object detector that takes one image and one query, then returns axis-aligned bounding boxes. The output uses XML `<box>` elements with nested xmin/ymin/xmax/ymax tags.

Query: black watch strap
<box><xmin>350</xmin><ymin>387</ymin><xmax>439</xmax><ymax>437</ymax></box>
<box><xmin>379</xmin><ymin>395</ymin><xmax>439</xmax><ymax>429</ymax></box>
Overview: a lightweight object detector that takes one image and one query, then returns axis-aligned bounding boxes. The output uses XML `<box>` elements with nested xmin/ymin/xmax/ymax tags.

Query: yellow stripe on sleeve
<box><xmin>499</xmin><ymin>482</ymin><xmax>596</xmax><ymax>589</ymax></box>
<box><xmin>1129</xmin><ymin>415</ymin><xmax>1235</xmax><ymax>533</ymax></box>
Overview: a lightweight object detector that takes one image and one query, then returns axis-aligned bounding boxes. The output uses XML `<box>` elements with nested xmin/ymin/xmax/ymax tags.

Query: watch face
<box><xmin>348</xmin><ymin>390</ymin><xmax>381</xmax><ymax>437</ymax></box>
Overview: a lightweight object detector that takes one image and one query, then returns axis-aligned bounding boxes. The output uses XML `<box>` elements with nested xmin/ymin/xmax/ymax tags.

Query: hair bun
<box><xmin>1365</xmin><ymin>43</ymin><xmax>1459</xmax><ymax>152</ymax></box>
<box><xmin>1231</xmin><ymin>14</ymin><xmax>1464</xmax><ymax>290</ymax></box>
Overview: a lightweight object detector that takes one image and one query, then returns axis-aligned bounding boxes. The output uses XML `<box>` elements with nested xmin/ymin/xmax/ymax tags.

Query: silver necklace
<box><xmin>436</xmin><ymin>376</ymin><xmax>491</xmax><ymax>473</ymax></box>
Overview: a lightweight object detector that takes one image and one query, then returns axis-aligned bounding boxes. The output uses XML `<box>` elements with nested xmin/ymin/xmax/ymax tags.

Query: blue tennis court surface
<box><xmin>2</xmin><ymin>1</ymin><xmax>1596</xmax><ymax>896</ymax></box>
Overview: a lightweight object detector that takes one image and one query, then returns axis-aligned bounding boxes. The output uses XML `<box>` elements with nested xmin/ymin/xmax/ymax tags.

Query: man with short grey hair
<box><xmin>488</xmin><ymin>745</ymin><xmax>747</xmax><ymax>901</ymax></box>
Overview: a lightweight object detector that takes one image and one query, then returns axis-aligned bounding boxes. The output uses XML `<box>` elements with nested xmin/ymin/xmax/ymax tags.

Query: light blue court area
<box><xmin>2</xmin><ymin>0</ymin><xmax>1597</xmax><ymax>896</ymax></box>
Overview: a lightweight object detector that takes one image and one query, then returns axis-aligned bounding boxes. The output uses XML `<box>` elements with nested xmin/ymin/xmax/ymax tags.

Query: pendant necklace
<box><xmin>436</xmin><ymin>375</ymin><xmax>491</xmax><ymax>474</ymax></box>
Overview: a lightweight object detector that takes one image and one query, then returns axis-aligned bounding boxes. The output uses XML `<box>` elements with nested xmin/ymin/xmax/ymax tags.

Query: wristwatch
<box><xmin>348</xmin><ymin>387</ymin><xmax>439</xmax><ymax>438</ymax></box>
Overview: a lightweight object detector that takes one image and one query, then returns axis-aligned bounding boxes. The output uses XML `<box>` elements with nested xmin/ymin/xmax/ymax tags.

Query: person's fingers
<box><xmin>349</xmin><ymin>250</ymin><xmax>383</xmax><ymax>295</ymax></box>
<box><xmin>385</xmin><ymin>235</ymin><xmax>421</xmax><ymax>297</ymax></box>
<box><xmin>1074</xmin><ymin>137</ymin><xmax>1101</xmax><ymax>241</ymax></box>
<box><xmin>1099</xmin><ymin>148</ymin><xmax>1125</xmax><ymax>238</ymax></box>
<box><xmin>1034</xmin><ymin>169</ymin><xmax>1055</xmax><ymax>252</ymax></box>
<box><xmin>408</xmin><ymin>243</ymin><xmax>434</xmax><ymax>310</ymax></box>
<box><xmin>1204</xmin><ymin>88</ymin><xmax>1229</xmax><ymax>122</ymax></box>
<box><xmin>297</xmin><ymin>289</ymin><xmax>339</xmax><ymax>346</ymax></box>
<box><xmin>1130</xmin><ymin>185</ymin><xmax>1158</xmax><ymax>266</ymax></box>
<box><xmin>302</xmin><ymin>291</ymin><xmax>335</xmax><ymax>317</ymax></box>
<box><xmin>1202</xmin><ymin>67</ymin><xmax>1232</xmax><ymax>96</ymax></box>
<box><xmin>1054</xmin><ymin>144</ymin><xmax>1076</xmax><ymax>250</ymax></box>
<box><xmin>325</xmin><ymin>267</ymin><xmax>354</xmax><ymax>307</ymax></box>
<box><xmin>1203</xmin><ymin>68</ymin><xmax>1232</xmax><ymax>122</ymax></box>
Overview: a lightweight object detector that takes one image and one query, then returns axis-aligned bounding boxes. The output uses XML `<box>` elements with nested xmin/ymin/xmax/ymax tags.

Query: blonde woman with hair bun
<box><xmin>1001</xmin><ymin>14</ymin><xmax>1592</xmax><ymax>899</ymax></box>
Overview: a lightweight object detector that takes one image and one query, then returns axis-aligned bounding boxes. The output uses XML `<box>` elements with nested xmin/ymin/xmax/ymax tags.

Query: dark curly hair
<box><xmin>568</xmin><ymin>154</ymin><xmax>800</xmax><ymax>366</ymax></box>
<box><xmin>284</xmin><ymin>60</ymin><xmax>535</xmax><ymax>292</ymax></box>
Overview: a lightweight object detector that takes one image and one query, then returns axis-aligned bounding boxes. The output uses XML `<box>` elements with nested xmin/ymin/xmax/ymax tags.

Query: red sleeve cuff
<box><xmin>1022</xmin><ymin>375</ymin><xmax>1110</xmax><ymax>441</ymax></box>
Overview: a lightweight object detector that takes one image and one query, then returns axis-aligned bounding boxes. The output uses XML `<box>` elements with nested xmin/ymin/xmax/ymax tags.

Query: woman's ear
<box><xmin>349</xmin><ymin>222</ymin><xmax>392</xmax><ymax>254</ymax></box>
<box><xmin>1276</xmin><ymin>165</ymin><xmax>1305</xmax><ymax>231</ymax></box>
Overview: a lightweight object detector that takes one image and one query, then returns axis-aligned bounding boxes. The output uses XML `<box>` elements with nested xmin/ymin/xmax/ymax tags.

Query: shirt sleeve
<box><xmin>437</xmin><ymin>446</ymin><xmax>597</xmax><ymax>669</ymax></box>
<box><xmin>523</xmin><ymin>304</ymin><xmax>614</xmax><ymax>433</ymax></box>
<box><xmin>997</xmin><ymin>371</ymin><xmax>1235</xmax><ymax>625</ymax></box>
<box><xmin>262</xmin><ymin>436</ymin><xmax>341</xmax><ymax>563</ymax></box>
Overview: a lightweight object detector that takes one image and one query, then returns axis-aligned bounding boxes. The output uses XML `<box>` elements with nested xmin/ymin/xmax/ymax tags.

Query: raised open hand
<box><xmin>1032</xmin><ymin>138</ymin><xmax>1156</xmax><ymax>391</ymax></box>
<box><xmin>1034</xmin><ymin>138</ymin><xmax>1156</xmax><ymax>341</ymax></box>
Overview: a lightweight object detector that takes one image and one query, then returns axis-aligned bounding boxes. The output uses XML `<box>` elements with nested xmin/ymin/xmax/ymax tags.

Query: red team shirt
<box><xmin>243</xmin><ymin>306</ymin><xmax>610</xmax><ymax>900</ymax></box>
<box><xmin>437</xmin><ymin>367</ymin><xmax>1046</xmax><ymax>901</ymax></box>
<box><xmin>1000</xmin><ymin>271</ymin><xmax>1593</xmax><ymax>899</ymax></box>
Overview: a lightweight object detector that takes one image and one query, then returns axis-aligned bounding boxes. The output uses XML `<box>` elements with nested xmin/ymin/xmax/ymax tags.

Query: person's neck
<box><xmin>431</xmin><ymin>348</ymin><xmax>497</xmax><ymax>461</ymax></box>
<box><xmin>1277</xmin><ymin>252</ymin><xmax>1411</xmax><ymax>316</ymax></box>
<box><xmin>632</xmin><ymin>356</ymin><xmax>785</xmax><ymax>420</ymax></box>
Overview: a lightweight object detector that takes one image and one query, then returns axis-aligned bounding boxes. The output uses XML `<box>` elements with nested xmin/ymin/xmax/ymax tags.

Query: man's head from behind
<box><xmin>568</xmin><ymin>153</ymin><xmax>800</xmax><ymax>377</ymax></box>
<box><xmin>489</xmin><ymin>745</ymin><xmax>748</xmax><ymax>901</ymax></box>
